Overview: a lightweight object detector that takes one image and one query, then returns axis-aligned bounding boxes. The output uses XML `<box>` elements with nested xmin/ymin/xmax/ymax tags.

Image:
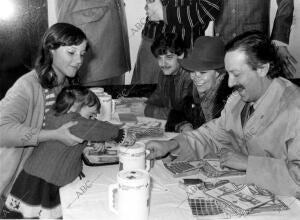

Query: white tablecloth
<box><xmin>60</xmin><ymin>114</ymin><xmax>300</xmax><ymax>219</ymax></box>
<box><xmin>60</xmin><ymin>160</ymin><xmax>300</xmax><ymax>220</ymax></box>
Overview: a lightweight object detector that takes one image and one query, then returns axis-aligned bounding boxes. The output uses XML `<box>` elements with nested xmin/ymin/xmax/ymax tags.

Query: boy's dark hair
<box><xmin>225</xmin><ymin>30</ymin><xmax>286</xmax><ymax>79</ymax></box>
<box><xmin>53</xmin><ymin>85</ymin><xmax>100</xmax><ymax>116</ymax></box>
<box><xmin>35</xmin><ymin>23</ymin><xmax>89</xmax><ymax>89</ymax></box>
<box><xmin>151</xmin><ymin>32</ymin><xmax>187</xmax><ymax>58</ymax></box>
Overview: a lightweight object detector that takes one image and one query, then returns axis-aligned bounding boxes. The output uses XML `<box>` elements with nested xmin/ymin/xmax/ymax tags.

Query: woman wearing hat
<box><xmin>165</xmin><ymin>36</ymin><xmax>233</xmax><ymax>132</ymax></box>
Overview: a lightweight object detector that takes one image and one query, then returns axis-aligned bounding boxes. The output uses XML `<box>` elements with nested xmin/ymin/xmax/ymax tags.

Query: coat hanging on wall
<box><xmin>57</xmin><ymin>0</ymin><xmax>131</xmax><ymax>85</ymax></box>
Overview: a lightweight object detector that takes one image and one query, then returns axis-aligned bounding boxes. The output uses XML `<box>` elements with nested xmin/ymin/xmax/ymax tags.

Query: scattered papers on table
<box><xmin>205</xmin><ymin>183</ymin><xmax>289</xmax><ymax>216</ymax></box>
<box><xmin>182</xmin><ymin>178</ymin><xmax>289</xmax><ymax>217</ymax></box>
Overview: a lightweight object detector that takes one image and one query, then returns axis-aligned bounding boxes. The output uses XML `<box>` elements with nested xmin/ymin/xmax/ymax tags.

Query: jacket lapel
<box><xmin>243</xmin><ymin>79</ymin><xmax>285</xmax><ymax>140</ymax></box>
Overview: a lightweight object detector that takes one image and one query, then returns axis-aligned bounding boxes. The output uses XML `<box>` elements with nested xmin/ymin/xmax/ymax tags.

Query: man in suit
<box><xmin>146</xmin><ymin>31</ymin><xmax>300</xmax><ymax>197</ymax></box>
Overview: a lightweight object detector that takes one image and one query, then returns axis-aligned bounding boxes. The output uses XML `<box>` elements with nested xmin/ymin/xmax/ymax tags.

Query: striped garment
<box><xmin>142</xmin><ymin>0</ymin><xmax>221</xmax><ymax>48</ymax></box>
<box><xmin>43</xmin><ymin>89</ymin><xmax>56</xmax><ymax>127</ymax></box>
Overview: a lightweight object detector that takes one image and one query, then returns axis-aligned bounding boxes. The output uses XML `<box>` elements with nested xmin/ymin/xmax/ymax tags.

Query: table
<box><xmin>60</xmin><ymin>110</ymin><xmax>300</xmax><ymax>219</ymax></box>
<box><xmin>60</xmin><ymin>161</ymin><xmax>300</xmax><ymax>220</ymax></box>
<box><xmin>60</xmin><ymin>146</ymin><xmax>300</xmax><ymax>219</ymax></box>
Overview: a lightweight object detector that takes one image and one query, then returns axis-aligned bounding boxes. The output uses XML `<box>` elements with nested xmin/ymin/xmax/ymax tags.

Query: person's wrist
<box><xmin>38</xmin><ymin>129</ymin><xmax>55</xmax><ymax>143</ymax></box>
<box><xmin>179</xmin><ymin>123</ymin><xmax>193</xmax><ymax>132</ymax></box>
<box><xmin>114</xmin><ymin>129</ymin><xmax>125</xmax><ymax>144</ymax></box>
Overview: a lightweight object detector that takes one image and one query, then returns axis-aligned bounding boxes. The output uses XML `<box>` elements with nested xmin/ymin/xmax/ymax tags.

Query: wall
<box><xmin>123</xmin><ymin>0</ymin><xmax>146</xmax><ymax>84</ymax></box>
<box><xmin>47</xmin><ymin>0</ymin><xmax>300</xmax><ymax>83</ymax></box>
<box><xmin>47</xmin><ymin>0</ymin><xmax>144</xmax><ymax>84</ymax></box>
<box><xmin>47</xmin><ymin>0</ymin><xmax>57</xmax><ymax>25</ymax></box>
<box><xmin>0</xmin><ymin>0</ymin><xmax>48</xmax><ymax>99</ymax></box>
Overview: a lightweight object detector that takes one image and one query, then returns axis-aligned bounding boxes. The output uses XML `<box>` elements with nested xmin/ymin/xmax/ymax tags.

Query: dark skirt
<box><xmin>0</xmin><ymin>170</ymin><xmax>62</xmax><ymax>219</ymax></box>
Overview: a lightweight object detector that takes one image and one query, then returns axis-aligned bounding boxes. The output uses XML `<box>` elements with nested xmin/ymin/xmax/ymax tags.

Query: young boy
<box><xmin>131</xmin><ymin>33</ymin><xmax>193</xmax><ymax>120</ymax></box>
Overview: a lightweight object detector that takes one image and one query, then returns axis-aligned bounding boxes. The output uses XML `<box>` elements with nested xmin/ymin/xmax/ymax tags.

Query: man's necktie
<box><xmin>241</xmin><ymin>103</ymin><xmax>254</xmax><ymax>127</ymax></box>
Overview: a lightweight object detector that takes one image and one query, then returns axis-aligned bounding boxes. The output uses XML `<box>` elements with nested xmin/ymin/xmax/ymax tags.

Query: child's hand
<box><xmin>120</xmin><ymin>131</ymin><xmax>136</xmax><ymax>146</ymax></box>
<box><xmin>92</xmin><ymin>142</ymin><xmax>106</xmax><ymax>152</ymax></box>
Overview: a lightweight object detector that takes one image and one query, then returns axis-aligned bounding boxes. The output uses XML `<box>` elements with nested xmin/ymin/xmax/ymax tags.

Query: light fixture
<box><xmin>0</xmin><ymin>0</ymin><xmax>15</xmax><ymax>20</ymax></box>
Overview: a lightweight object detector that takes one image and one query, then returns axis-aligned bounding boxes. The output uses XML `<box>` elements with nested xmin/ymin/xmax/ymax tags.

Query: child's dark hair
<box><xmin>53</xmin><ymin>86</ymin><xmax>100</xmax><ymax>116</ymax></box>
<box><xmin>151</xmin><ymin>32</ymin><xmax>187</xmax><ymax>58</ymax></box>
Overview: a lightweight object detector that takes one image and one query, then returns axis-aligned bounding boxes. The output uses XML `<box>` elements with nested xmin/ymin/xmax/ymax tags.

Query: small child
<box><xmin>0</xmin><ymin>86</ymin><xmax>135</xmax><ymax>219</ymax></box>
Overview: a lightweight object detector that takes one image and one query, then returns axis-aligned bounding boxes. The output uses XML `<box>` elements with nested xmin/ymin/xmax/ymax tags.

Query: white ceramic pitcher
<box><xmin>118</xmin><ymin>142</ymin><xmax>151</xmax><ymax>171</ymax></box>
<box><xmin>108</xmin><ymin>169</ymin><xmax>150</xmax><ymax>220</ymax></box>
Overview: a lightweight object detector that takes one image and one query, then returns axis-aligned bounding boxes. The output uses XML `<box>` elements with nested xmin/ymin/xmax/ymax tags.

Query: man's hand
<box><xmin>220</xmin><ymin>151</ymin><xmax>248</xmax><ymax>171</ymax></box>
<box><xmin>146</xmin><ymin>140</ymin><xmax>177</xmax><ymax>159</ymax></box>
<box><xmin>178</xmin><ymin>123</ymin><xmax>193</xmax><ymax>133</ymax></box>
<box><xmin>277</xmin><ymin>46</ymin><xmax>297</xmax><ymax>78</ymax></box>
<box><xmin>55</xmin><ymin>121</ymin><xmax>83</xmax><ymax>146</ymax></box>
<box><xmin>145</xmin><ymin>0</ymin><xmax>164</xmax><ymax>22</ymax></box>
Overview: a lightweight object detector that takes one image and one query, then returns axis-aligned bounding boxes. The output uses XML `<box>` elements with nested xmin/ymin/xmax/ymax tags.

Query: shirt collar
<box><xmin>252</xmin><ymin>78</ymin><xmax>279</xmax><ymax>111</ymax></box>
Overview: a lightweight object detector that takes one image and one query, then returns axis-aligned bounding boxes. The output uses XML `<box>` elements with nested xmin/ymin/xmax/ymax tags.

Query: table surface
<box><xmin>60</xmin><ymin>160</ymin><xmax>300</xmax><ymax>220</ymax></box>
<box><xmin>60</xmin><ymin>128</ymin><xmax>300</xmax><ymax>220</ymax></box>
<box><xmin>60</xmin><ymin>110</ymin><xmax>300</xmax><ymax>220</ymax></box>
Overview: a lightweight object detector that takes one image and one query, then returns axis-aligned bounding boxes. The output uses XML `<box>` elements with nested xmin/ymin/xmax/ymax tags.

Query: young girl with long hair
<box><xmin>0</xmin><ymin>23</ymin><xmax>89</xmax><ymax>207</ymax></box>
<box><xmin>0</xmin><ymin>86</ymin><xmax>135</xmax><ymax>219</ymax></box>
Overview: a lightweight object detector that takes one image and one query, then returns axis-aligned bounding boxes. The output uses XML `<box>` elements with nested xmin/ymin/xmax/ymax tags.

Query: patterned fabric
<box><xmin>127</xmin><ymin>126</ymin><xmax>164</xmax><ymax>139</ymax></box>
<box><xmin>0</xmin><ymin>170</ymin><xmax>62</xmax><ymax>219</ymax></box>
<box><xmin>119</xmin><ymin>130</ymin><xmax>136</xmax><ymax>146</ymax></box>
<box><xmin>186</xmin><ymin>181</ymin><xmax>288</xmax><ymax>217</ymax></box>
<box><xmin>43</xmin><ymin>89</ymin><xmax>56</xmax><ymax>127</ymax></box>
<box><xmin>188</xmin><ymin>198</ymin><xmax>223</xmax><ymax>216</ymax></box>
<box><xmin>143</xmin><ymin>0</ymin><xmax>221</xmax><ymax>48</ymax></box>
<box><xmin>204</xmin><ymin>183</ymin><xmax>289</xmax><ymax>216</ymax></box>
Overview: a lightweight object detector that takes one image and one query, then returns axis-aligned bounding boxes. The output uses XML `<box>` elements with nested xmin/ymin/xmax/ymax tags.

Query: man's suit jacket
<box><xmin>173</xmin><ymin>77</ymin><xmax>300</xmax><ymax>197</ymax></box>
